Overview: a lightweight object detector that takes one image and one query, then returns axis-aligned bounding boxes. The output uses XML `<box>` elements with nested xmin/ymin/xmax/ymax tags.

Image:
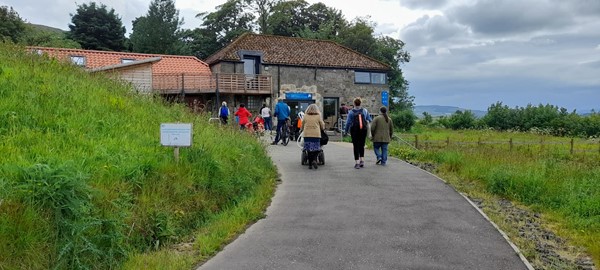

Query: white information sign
<box><xmin>160</xmin><ymin>123</ymin><xmax>193</xmax><ymax>147</ymax></box>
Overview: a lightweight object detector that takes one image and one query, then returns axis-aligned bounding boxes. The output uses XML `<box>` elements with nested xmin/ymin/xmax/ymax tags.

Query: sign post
<box><xmin>160</xmin><ymin>123</ymin><xmax>193</xmax><ymax>163</ymax></box>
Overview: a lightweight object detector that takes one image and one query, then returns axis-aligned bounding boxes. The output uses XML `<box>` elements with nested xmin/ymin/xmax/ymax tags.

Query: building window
<box><xmin>121</xmin><ymin>58</ymin><xmax>136</xmax><ymax>63</ymax></box>
<box><xmin>70</xmin><ymin>55</ymin><xmax>86</xmax><ymax>67</ymax></box>
<box><xmin>371</xmin><ymin>73</ymin><xmax>386</xmax><ymax>84</ymax></box>
<box><xmin>246</xmin><ymin>96</ymin><xmax>261</xmax><ymax>111</ymax></box>
<box><xmin>355</xmin><ymin>71</ymin><xmax>370</xmax><ymax>83</ymax></box>
<box><xmin>243</xmin><ymin>55</ymin><xmax>260</xmax><ymax>77</ymax></box>
<box><xmin>354</xmin><ymin>71</ymin><xmax>386</xmax><ymax>84</ymax></box>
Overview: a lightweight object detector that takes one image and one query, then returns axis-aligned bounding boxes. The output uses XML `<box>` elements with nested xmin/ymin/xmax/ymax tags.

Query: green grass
<box><xmin>390</xmin><ymin>128</ymin><xmax>600</xmax><ymax>265</ymax></box>
<box><xmin>0</xmin><ymin>43</ymin><xmax>277</xmax><ymax>269</ymax></box>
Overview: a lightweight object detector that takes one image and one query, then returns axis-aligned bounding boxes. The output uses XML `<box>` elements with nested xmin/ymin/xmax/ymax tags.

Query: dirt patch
<box><xmin>408</xmin><ymin>161</ymin><xmax>596</xmax><ymax>270</ymax></box>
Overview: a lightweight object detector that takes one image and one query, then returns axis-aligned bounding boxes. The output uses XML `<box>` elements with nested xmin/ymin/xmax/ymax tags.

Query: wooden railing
<box><xmin>153</xmin><ymin>73</ymin><xmax>272</xmax><ymax>95</ymax></box>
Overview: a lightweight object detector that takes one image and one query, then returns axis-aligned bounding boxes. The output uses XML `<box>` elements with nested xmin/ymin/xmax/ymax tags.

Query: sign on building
<box><xmin>382</xmin><ymin>90</ymin><xmax>389</xmax><ymax>107</ymax></box>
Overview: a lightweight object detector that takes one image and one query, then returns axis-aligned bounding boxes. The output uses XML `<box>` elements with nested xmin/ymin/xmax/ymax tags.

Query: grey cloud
<box><xmin>447</xmin><ymin>0</ymin><xmax>574</xmax><ymax>36</ymax></box>
<box><xmin>399</xmin><ymin>0</ymin><xmax>448</xmax><ymax>10</ymax></box>
<box><xmin>375</xmin><ymin>22</ymin><xmax>399</xmax><ymax>36</ymax></box>
<box><xmin>401</xmin><ymin>14</ymin><xmax>468</xmax><ymax>48</ymax></box>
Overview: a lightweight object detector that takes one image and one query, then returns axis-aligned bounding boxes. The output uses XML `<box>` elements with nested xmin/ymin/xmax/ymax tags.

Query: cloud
<box><xmin>398</xmin><ymin>0</ymin><xmax>449</xmax><ymax>10</ymax></box>
<box><xmin>447</xmin><ymin>0</ymin><xmax>573</xmax><ymax>36</ymax></box>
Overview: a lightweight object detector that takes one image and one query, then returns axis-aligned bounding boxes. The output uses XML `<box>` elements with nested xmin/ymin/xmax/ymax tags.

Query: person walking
<box><xmin>271</xmin><ymin>97</ymin><xmax>290</xmax><ymax>145</ymax></box>
<box><xmin>370</xmin><ymin>106</ymin><xmax>394</xmax><ymax>166</ymax></box>
<box><xmin>344</xmin><ymin>98</ymin><xmax>372</xmax><ymax>169</ymax></box>
<box><xmin>301</xmin><ymin>104</ymin><xmax>325</xmax><ymax>169</ymax></box>
<box><xmin>260</xmin><ymin>103</ymin><xmax>272</xmax><ymax>132</ymax></box>
<box><xmin>218</xmin><ymin>101</ymin><xmax>230</xmax><ymax>125</ymax></box>
<box><xmin>234</xmin><ymin>104</ymin><xmax>252</xmax><ymax>130</ymax></box>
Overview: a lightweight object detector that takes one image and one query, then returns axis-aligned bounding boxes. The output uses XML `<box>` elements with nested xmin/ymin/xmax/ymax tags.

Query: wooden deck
<box><xmin>153</xmin><ymin>73</ymin><xmax>272</xmax><ymax>95</ymax></box>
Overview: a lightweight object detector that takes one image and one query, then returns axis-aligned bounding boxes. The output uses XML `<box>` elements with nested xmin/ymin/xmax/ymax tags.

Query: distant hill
<box><xmin>27</xmin><ymin>23</ymin><xmax>66</xmax><ymax>33</ymax></box>
<box><xmin>413</xmin><ymin>105</ymin><xmax>487</xmax><ymax>118</ymax></box>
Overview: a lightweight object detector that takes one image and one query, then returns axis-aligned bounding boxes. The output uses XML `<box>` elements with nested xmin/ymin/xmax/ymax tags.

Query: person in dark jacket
<box><xmin>344</xmin><ymin>98</ymin><xmax>372</xmax><ymax>169</ymax></box>
<box><xmin>370</xmin><ymin>106</ymin><xmax>394</xmax><ymax>166</ymax></box>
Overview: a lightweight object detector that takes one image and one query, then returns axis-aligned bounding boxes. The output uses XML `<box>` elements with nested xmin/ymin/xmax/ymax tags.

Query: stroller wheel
<box><xmin>301</xmin><ymin>151</ymin><xmax>308</xmax><ymax>165</ymax></box>
<box><xmin>318</xmin><ymin>151</ymin><xmax>325</xmax><ymax>165</ymax></box>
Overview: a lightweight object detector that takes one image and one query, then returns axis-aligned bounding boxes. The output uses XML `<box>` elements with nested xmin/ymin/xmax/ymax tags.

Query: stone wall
<box><xmin>212</xmin><ymin>62</ymin><xmax>389</xmax><ymax>114</ymax></box>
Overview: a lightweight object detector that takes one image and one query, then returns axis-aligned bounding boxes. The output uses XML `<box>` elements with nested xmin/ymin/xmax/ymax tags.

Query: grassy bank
<box><xmin>389</xmin><ymin>128</ymin><xmax>599</xmax><ymax>266</ymax></box>
<box><xmin>0</xmin><ymin>43</ymin><xmax>277</xmax><ymax>269</ymax></box>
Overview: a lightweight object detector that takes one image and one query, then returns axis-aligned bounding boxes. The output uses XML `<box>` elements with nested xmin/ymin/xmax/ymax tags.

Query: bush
<box><xmin>391</xmin><ymin>109</ymin><xmax>416</xmax><ymax>131</ymax></box>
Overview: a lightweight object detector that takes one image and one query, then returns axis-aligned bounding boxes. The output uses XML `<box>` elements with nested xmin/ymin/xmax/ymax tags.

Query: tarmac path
<box><xmin>199</xmin><ymin>141</ymin><xmax>531</xmax><ymax>270</ymax></box>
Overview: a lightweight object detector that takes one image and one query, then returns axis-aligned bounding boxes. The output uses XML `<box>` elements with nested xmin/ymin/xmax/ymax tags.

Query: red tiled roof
<box><xmin>29</xmin><ymin>46</ymin><xmax>211</xmax><ymax>75</ymax></box>
<box><xmin>204</xmin><ymin>33</ymin><xmax>391</xmax><ymax>71</ymax></box>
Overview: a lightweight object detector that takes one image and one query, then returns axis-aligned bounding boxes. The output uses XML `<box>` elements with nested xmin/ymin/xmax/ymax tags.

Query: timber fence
<box><xmin>394</xmin><ymin>134</ymin><xmax>600</xmax><ymax>156</ymax></box>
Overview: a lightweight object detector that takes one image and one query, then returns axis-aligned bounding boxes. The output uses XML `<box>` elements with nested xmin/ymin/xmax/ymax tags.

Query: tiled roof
<box><xmin>29</xmin><ymin>47</ymin><xmax>211</xmax><ymax>75</ymax></box>
<box><xmin>204</xmin><ymin>33</ymin><xmax>391</xmax><ymax>71</ymax></box>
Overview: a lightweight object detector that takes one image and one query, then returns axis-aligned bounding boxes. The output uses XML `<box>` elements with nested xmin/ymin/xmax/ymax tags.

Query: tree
<box><xmin>130</xmin><ymin>0</ymin><xmax>186</xmax><ymax>54</ymax></box>
<box><xmin>193</xmin><ymin>0</ymin><xmax>254</xmax><ymax>58</ymax></box>
<box><xmin>298</xmin><ymin>3</ymin><xmax>346</xmax><ymax>40</ymax></box>
<box><xmin>0</xmin><ymin>6</ymin><xmax>26</xmax><ymax>43</ymax></box>
<box><xmin>243</xmin><ymin>0</ymin><xmax>281</xmax><ymax>33</ymax></box>
<box><xmin>265</xmin><ymin>0</ymin><xmax>309</xmax><ymax>37</ymax></box>
<box><xmin>68</xmin><ymin>2</ymin><xmax>125</xmax><ymax>51</ymax></box>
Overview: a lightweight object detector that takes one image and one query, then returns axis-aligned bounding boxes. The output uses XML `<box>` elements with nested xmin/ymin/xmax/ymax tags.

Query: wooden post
<box><xmin>478</xmin><ymin>137</ymin><xmax>482</xmax><ymax>147</ymax></box>
<box><xmin>570</xmin><ymin>138</ymin><xmax>574</xmax><ymax>155</ymax></box>
<box><xmin>509</xmin><ymin>138</ymin><xmax>513</xmax><ymax>151</ymax></box>
<box><xmin>446</xmin><ymin>137</ymin><xmax>450</xmax><ymax>147</ymax></box>
<box><xmin>414</xmin><ymin>135</ymin><xmax>419</xmax><ymax>149</ymax></box>
<box><xmin>174</xmin><ymin>147</ymin><xmax>180</xmax><ymax>163</ymax></box>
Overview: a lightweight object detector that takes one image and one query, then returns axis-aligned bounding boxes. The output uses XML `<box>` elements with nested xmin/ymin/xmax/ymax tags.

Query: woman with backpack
<box><xmin>370</xmin><ymin>106</ymin><xmax>394</xmax><ymax>166</ymax></box>
<box><xmin>218</xmin><ymin>102</ymin><xmax>230</xmax><ymax>125</ymax></box>
<box><xmin>344</xmin><ymin>98</ymin><xmax>372</xmax><ymax>169</ymax></box>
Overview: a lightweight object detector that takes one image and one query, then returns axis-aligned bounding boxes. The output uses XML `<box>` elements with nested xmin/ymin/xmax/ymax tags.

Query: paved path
<box><xmin>200</xmin><ymin>141</ymin><xmax>530</xmax><ymax>270</ymax></box>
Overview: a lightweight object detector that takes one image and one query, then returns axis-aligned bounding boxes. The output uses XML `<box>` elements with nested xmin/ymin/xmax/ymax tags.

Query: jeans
<box><xmin>273</xmin><ymin>119</ymin><xmax>286</xmax><ymax>143</ymax></box>
<box><xmin>373</xmin><ymin>142</ymin><xmax>389</xmax><ymax>164</ymax></box>
<box><xmin>264</xmin><ymin>117</ymin><xmax>272</xmax><ymax>131</ymax></box>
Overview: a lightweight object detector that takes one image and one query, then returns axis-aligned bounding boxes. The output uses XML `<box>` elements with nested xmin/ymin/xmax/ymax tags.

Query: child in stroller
<box><xmin>246</xmin><ymin>115</ymin><xmax>265</xmax><ymax>136</ymax></box>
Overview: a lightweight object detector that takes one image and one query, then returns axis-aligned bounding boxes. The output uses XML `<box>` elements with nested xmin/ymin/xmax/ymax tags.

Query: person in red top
<box><xmin>234</xmin><ymin>103</ymin><xmax>252</xmax><ymax>130</ymax></box>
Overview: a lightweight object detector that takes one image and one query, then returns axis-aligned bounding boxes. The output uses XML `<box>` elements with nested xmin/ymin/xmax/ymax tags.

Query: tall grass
<box><xmin>390</xmin><ymin>128</ymin><xmax>600</xmax><ymax>265</ymax></box>
<box><xmin>0</xmin><ymin>43</ymin><xmax>277</xmax><ymax>269</ymax></box>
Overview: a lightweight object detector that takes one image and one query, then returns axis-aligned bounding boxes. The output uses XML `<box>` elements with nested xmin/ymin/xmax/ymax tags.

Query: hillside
<box><xmin>0</xmin><ymin>43</ymin><xmax>277</xmax><ymax>269</ymax></box>
<box><xmin>27</xmin><ymin>23</ymin><xmax>66</xmax><ymax>33</ymax></box>
<box><xmin>413</xmin><ymin>105</ymin><xmax>487</xmax><ymax>118</ymax></box>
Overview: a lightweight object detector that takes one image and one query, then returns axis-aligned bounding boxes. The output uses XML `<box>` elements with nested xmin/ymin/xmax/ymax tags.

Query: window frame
<box><xmin>70</xmin><ymin>55</ymin><xmax>86</xmax><ymax>67</ymax></box>
<box><xmin>354</xmin><ymin>70</ymin><xmax>387</xmax><ymax>85</ymax></box>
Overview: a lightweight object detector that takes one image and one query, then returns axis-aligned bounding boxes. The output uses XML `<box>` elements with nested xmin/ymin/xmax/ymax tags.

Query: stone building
<box><xmin>205</xmin><ymin>33</ymin><xmax>392</xmax><ymax>129</ymax></box>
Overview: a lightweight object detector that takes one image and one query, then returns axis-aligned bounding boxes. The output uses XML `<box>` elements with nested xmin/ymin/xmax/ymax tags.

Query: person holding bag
<box><xmin>370</xmin><ymin>106</ymin><xmax>394</xmax><ymax>166</ymax></box>
<box><xmin>301</xmin><ymin>104</ymin><xmax>325</xmax><ymax>169</ymax></box>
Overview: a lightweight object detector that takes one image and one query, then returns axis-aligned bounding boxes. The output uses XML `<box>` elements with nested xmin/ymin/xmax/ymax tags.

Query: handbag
<box><xmin>320</xmin><ymin>129</ymin><xmax>329</xmax><ymax>146</ymax></box>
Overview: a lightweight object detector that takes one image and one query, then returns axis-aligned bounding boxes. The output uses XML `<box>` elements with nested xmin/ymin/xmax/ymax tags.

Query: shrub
<box><xmin>391</xmin><ymin>109</ymin><xmax>416</xmax><ymax>131</ymax></box>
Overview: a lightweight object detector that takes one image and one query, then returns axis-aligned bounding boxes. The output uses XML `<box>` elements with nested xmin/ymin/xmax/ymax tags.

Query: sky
<box><xmin>2</xmin><ymin>0</ymin><xmax>599</xmax><ymax>112</ymax></box>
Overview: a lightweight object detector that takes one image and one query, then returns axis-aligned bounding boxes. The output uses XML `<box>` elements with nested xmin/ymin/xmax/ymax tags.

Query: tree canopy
<box><xmin>68</xmin><ymin>2</ymin><xmax>126</xmax><ymax>51</ymax></box>
<box><xmin>0</xmin><ymin>6</ymin><xmax>26</xmax><ymax>43</ymax></box>
<box><xmin>129</xmin><ymin>0</ymin><xmax>186</xmax><ymax>54</ymax></box>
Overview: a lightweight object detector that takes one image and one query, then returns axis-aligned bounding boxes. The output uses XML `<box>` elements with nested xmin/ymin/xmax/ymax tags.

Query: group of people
<box><xmin>218</xmin><ymin>97</ymin><xmax>394</xmax><ymax>169</ymax></box>
<box><xmin>218</xmin><ymin>102</ymin><xmax>273</xmax><ymax>132</ymax></box>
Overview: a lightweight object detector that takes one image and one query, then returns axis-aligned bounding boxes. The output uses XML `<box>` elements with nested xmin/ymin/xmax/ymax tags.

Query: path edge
<box><xmin>404</xmin><ymin>160</ymin><xmax>536</xmax><ymax>270</ymax></box>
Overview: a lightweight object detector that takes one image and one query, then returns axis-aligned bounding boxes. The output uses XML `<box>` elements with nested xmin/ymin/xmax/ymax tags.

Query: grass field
<box><xmin>388</xmin><ymin>127</ymin><xmax>599</xmax><ymax>266</ymax></box>
<box><xmin>0</xmin><ymin>43</ymin><xmax>277</xmax><ymax>269</ymax></box>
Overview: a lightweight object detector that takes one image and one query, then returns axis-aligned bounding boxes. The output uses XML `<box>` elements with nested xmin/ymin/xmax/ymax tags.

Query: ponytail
<box><xmin>380</xmin><ymin>106</ymin><xmax>389</xmax><ymax>123</ymax></box>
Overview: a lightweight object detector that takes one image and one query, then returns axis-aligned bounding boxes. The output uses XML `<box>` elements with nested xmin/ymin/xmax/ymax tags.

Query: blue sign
<box><xmin>382</xmin><ymin>90</ymin><xmax>389</xmax><ymax>106</ymax></box>
<box><xmin>285</xmin><ymin>92</ymin><xmax>312</xmax><ymax>100</ymax></box>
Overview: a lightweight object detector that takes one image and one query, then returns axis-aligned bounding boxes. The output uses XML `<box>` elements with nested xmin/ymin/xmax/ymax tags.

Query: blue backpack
<box><xmin>220</xmin><ymin>106</ymin><xmax>229</xmax><ymax>117</ymax></box>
